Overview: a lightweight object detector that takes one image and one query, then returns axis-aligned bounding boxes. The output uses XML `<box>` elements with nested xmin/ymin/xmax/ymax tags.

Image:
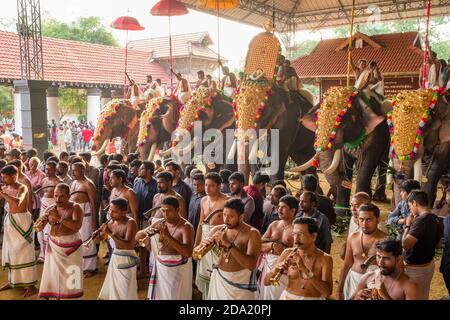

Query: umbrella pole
<box><xmin>124</xmin><ymin>29</ymin><xmax>129</xmax><ymax>98</ymax></box>
<box><xmin>346</xmin><ymin>0</ymin><xmax>356</xmax><ymax>87</ymax></box>
<box><xmin>422</xmin><ymin>0</ymin><xmax>431</xmax><ymax>89</ymax></box>
<box><xmin>216</xmin><ymin>0</ymin><xmax>221</xmax><ymax>89</ymax></box>
<box><xmin>169</xmin><ymin>15</ymin><xmax>174</xmax><ymax>95</ymax></box>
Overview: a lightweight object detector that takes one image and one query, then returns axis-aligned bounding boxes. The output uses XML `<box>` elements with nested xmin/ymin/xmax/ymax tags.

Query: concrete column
<box><xmin>13</xmin><ymin>80</ymin><xmax>52</xmax><ymax>156</ymax></box>
<box><xmin>13</xmin><ymin>88</ymin><xmax>22</xmax><ymax>136</ymax></box>
<box><xmin>46</xmin><ymin>86</ymin><xmax>59</xmax><ymax>123</ymax></box>
<box><xmin>100</xmin><ymin>89</ymin><xmax>112</xmax><ymax>109</ymax></box>
<box><xmin>87</xmin><ymin>87</ymin><xmax>102</xmax><ymax>125</ymax></box>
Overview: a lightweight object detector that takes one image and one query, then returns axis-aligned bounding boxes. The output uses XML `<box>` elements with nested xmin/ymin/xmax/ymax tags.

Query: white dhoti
<box><xmin>38</xmin><ymin>197</ymin><xmax>55</xmax><ymax>262</ymax></box>
<box><xmin>405</xmin><ymin>261</ymin><xmax>435</xmax><ymax>300</ymax></box>
<box><xmin>223</xmin><ymin>87</ymin><xmax>236</xmax><ymax>99</ymax></box>
<box><xmin>343</xmin><ymin>269</ymin><xmax>363</xmax><ymax>300</ymax></box>
<box><xmin>195</xmin><ymin>224</ymin><xmax>220</xmax><ymax>299</ymax></box>
<box><xmin>1</xmin><ymin>212</ymin><xmax>37</xmax><ymax>288</ymax></box>
<box><xmin>39</xmin><ymin>233</ymin><xmax>83</xmax><ymax>299</ymax></box>
<box><xmin>147</xmin><ymin>235</ymin><xmax>192</xmax><ymax>300</ymax></box>
<box><xmin>178</xmin><ymin>92</ymin><xmax>190</xmax><ymax>104</ymax></box>
<box><xmin>280</xmin><ymin>290</ymin><xmax>325</xmax><ymax>300</ymax></box>
<box><xmin>98</xmin><ymin>249</ymin><xmax>139</xmax><ymax>300</ymax></box>
<box><xmin>257</xmin><ymin>253</ymin><xmax>287</xmax><ymax>300</ymax></box>
<box><xmin>208</xmin><ymin>267</ymin><xmax>257</xmax><ymax>300</ymax></box>
<box><xmin>79</xmin><ymin>202</ymin><xmax>97</xmax><ymax>272</ymax></box>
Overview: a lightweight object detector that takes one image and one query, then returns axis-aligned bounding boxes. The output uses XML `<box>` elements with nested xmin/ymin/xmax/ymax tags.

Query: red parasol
<box><xmin>111</xmin><ymin>16</ymin><xmax>145</xmax><ymax>98</ymax></box>
<box><xmin>151</xmin><ymin>0</ymin><xmax>189</xmax><ymax>95</ymax></box>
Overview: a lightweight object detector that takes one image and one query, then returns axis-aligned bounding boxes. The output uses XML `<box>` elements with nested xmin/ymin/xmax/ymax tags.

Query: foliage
<box><xmin>58</xmin><ymin>89</ymin><xmax>87</xmax><ymax>119</ymax></box>
<box><xmin>289</xmin><ymin>40</ymin><xmax>319</xmax><ymax>59</ymax></box>
<box><xmin>42</xmin><ymin>16</ymin><xmax>119</xmax><ymax>47</ymax></box>
<box><xmin>331</xmin><ymin>215</ymin><xmax>351</xmax><ymax>236</ymax></box>
<box><xmin>0</xmin><ymin>87</ymin><xmax>14</xmax><ymax>118</ymax></box>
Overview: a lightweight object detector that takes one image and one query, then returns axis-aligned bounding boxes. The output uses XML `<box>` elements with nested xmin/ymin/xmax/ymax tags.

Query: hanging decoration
<box><xmin>93</xmin><ymin>99</ymin><xmax>134</xmax><ymax>143</ymax></box>
<box><xmin>136</xmin><ymin>97</ymin><xmax>166</xmax><ymax>148</ymax></box>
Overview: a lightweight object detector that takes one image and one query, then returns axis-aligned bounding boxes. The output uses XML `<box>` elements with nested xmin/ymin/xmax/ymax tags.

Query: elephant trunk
<box><xmin>323</xmin><ymin>149</ymin><xmax>342</xmax><ymax>176</ymax></box>
<box><xmin>92</xmin><ymin>140</ymin><xmax>109</xmax><ymax>157</ymax></box>
<box><xmin>317</xmin><ymin>150</ymin><xmax>341</xmax><ymax>187</ymax></box>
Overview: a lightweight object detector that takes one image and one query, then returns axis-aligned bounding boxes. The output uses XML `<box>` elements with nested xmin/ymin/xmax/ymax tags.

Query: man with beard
<box><xmin>265</xmin><ymin>217</ymin><xmax>333</xmax><ymax>300</ymax></box>
<box><xmin>261</xmin><ymin>186</ymin><xmax>288</xmax><ymax>234</ymax></box>
<box><xmin>194</xmin><ymin>172</ymin><xmax>229</xmax><ymax>299</ymax></box>
<box><xmin>109</xmin><ymin>169</ymin><xmax>138</xmax><ymax>223</ymax></box>
<box><xmin>136</xmin><ymin>196</ymin><xmax>194</xmax><ymax>300</ymax></box>
<box><xmin>353</xmin><ymin>238</ymin><xmax>420</xmax><ymax>300</ymax></box>
<box><xmin>37</xmin><ymin>161</ymin><xmax>62</xmax><ymax>262</ymax></box>
<box><xmin>338</xmin><ymin>204</ymin><xmax>387</xmax><ymax>300</ymax></box>
<box><xmin>57</xmin><ymin>161</ymin><xmax>72</xmax><ymax>185</ymax></box>
<box><xmin>229</xmin><ymin>172</ymin><xmax>255</xmax><ymax>225</ymax></box>
<box><xmin>0</xmin><ymin>165</ymin><xmax>37</xmax><ymax>298</ymax></box>
<box><xmin>69</xmin><ymin>162</ymin><xmax>98</xmax><ymax>277</ymax></box>
<box><xmin>152</xmin><ymin>171</ymin><xmax>186</xmax><ymax>219</ymax></box>
<box><xmin>37</xmin><ymin>183</ymin><xmax>84</xmax><ymax>299</ymax></box>
<box><xmin>165</xmin><ymin>161</ymin><xmax>192</xmax><ymax>209</ymax></box>
<box><xmin>197</xmin><ymin>198</ymin><xmax>261</xmax><ymax>300</ymax></box>
<box><xmin>258</xmin><ymin>195</ymin><xmax>296</xmax><ymax>300</ymax></box>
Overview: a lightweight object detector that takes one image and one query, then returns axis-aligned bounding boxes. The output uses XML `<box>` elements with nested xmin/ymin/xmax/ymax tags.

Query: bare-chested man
<box><xmin>265</xmin><ymin>217</ymin><xmax>333</xmax><ymax>300</ymax></box>
<box><xmin>338</xmin><ymin>204</ymin><xmax>387</xmax><ymax>300</ymax></box>
<box><xmin>194</xmin><ymin>172</ymin><xmax>229</xmax><ymax>299</ymax></box>
<box><xmin>258</xmin><ymin>195</ymin><xmax>297</xmax><ymax>300</ymax></box>
<box><xmin>69</xmin><ymin>162</ymin><xmax>98</xmax><ymax>277</ymax></box>
<box><xmin>109</xmin><ymin>169</ymin><xmax>138</xmax><ymax>222</ymax></box>
<box><xmin>8</xmin><ymin>159</ymin><xmax>33</xmax><ymax>213</ymax></box>
<box><xmin>98</xmin><ymin>198</ymin><xmax>138</xmax><ymax>300</ymax></box>
<box><xmin>197</xmin><ymin>198</ymin><xmax>261</xmax><ymax>300</ymax></box>
<box><xmin>37</xmin><ymin>161</ymin><xmax>62</xmax><ymax>262</ymax></box>
<box><xmin>37</xmin><ymin>183</ymin><xmax>84</xmax><ymax>299</ymax></box>
<box><xmin>136</xmin><ymin>196</ymin><xmax>194</xmax><ymax>299</ymax></box>
<box><xmin>352</xmin><ymin>238</ymin><xmax>420</xmax><ymax>300</ymax></box>
<box><xmin>0</xmin><ymin>165</ymin><xmax>38</xmax><ymax>298</ymax></box>
<box><xmin>152</xmin><ymin>171</ymin><xmax>186</xmax><ymax>219</ymax></box>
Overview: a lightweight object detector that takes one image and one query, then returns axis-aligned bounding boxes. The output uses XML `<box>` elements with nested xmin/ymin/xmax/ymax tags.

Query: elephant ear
<box><xmin>356</xmin><ymin>96</ymin><xmax>385</xmax><ymax>136</ymax></box>
<box><xmin>299</xmin><ymin>113</ymin><xmax>316</xmax><ymax>133</ymax></box>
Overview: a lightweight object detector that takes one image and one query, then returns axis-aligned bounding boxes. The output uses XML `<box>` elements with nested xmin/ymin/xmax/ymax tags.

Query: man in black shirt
<box><xmin>403</xmin><ymin>190</ymin><xmax>444</xmax><ymax>299</ymax></box>
<box><xmin>133</xmin><ymin>161</ymin><xmax>158</xmax><ymax>229</ymax></box>
<box><xmin>165</xmin><ymin>161</ymin><xmax>192</xmax><ymax>209</ymax></box>
<box><xmin>261</xmin><ymin>185</ymin><xmax>287</xmax><ymax>234</ymax></box>
<box><xmin>188</xmin><ymin>174</ymin><xmax>206</xmax><ymax>238</ymax></box>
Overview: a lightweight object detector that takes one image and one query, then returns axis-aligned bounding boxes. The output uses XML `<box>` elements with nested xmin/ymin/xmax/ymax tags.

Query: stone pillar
<box><xmin>13</xmin><ymin>80</ymin><xmax>52</xmax><ymax>156</ymax></box>
<box><xmin>46</xmin><ymin>86</ymin><xmax>59</xmax><ymax>123</ymax></box>
<box><xmin>100</xmin><ymin>89</ymin><xmax>112</xmax><ymax>109</ymax></box>
<box><xmin>87</xmin><ymin>88</ymin><xmax>102</xmax><ymax>125</ymax></box>
<box><xmin>13</xmin><ymin>88</ymin><xmax>22</xmax><ymax>136</ymax></box>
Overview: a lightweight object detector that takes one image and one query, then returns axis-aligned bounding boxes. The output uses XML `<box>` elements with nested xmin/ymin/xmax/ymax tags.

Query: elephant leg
<box><xmin>336</xmin><ymin>153</ymin><xmax>355</xmax><ymax>216</ymax></box>
<box><xmin>373</xmin><ymin>144</ymin><xmax>389</xmax><ymax>202</ymax></box>
<box><xmin>422</xmin><ymin>141</ymin><xmax>450</xmax><ymax>207</ymax></box>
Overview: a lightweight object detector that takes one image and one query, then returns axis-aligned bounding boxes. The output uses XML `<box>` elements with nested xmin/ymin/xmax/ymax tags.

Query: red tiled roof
<box><xmin>292</xmin><ymin>32</ymin><xmax>423</xmax><ymax>79</ymax></box>
<box><xmin>0</xmin><ymin>30</ymin><xmax>168</xmax><ymax>86</ymax></box>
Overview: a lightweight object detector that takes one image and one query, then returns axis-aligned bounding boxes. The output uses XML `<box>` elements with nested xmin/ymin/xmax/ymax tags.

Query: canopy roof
<box><xmin>180</xmin><ymin>0</ymin><xmax>450</xmax><ymax>32</ymax></box>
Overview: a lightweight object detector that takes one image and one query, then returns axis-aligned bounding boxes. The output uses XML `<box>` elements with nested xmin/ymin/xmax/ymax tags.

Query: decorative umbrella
<box><xmin>151</xmin><ymin>0</ymin><xmax>189</xmax><ymax>95</ymax></box>
<box><xmin>111</xmin><ymin>16</ymin><xmax>145</xmax><ymax>98</ymax></box>
<box><xmin>197</xmin><ymin>0</ymin><xmax>240</xmax><ymax>87</ymax></box>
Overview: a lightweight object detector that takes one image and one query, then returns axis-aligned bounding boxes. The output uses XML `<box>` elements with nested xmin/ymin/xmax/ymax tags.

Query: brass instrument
<box><xmin>33</xmin><ymin>205</ymin><xmax>57</xmax><ymax>232</ymax></box>
<box><xmin>136</xmin><ymin>218</ymin><xmax>166</xmax><ymax>248</ymax></box>
<box><xmin>269</xmin><ymin>248</ymin><xmax>299</xmax><ymax>286</ymax></box>
<box><xmin>83</xmin><ymin>218</ymin><xmax>112</xmax><ymax>247</ymax></box>
<box><xmin>192</xmin><ymin>225</ymin><xmax>227</xmax><ymax>261</ymax></box>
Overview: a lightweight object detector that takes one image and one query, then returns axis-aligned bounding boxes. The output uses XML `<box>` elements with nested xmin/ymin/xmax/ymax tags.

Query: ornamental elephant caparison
<box><xmin>296</xmin><ymin>87</ymin><xmax>390</xmax><ymax>211</ymax></box>
<box><xmin>388</xmin><ymin>89</ymin><xmax>450</xmax><ymax>207</ymax></box>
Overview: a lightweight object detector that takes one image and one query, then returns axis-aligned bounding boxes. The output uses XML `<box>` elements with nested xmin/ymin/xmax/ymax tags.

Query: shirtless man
<box><xmin>37</xmin><ymin>183</ymin><xmax>84</xmax><ymax>299</ymax></box>
<box><xmin>198</xmin><ymin>198</ymin><xmax>261</xmax><ymax>300</ymax></box>
<box><xmin>0</xmin><ymin>165</ymin><xmax>37</xmax><ymax>298</ymax></box>
<box><xmin>194</xmin><ymin>172</ymin><xmax>229</xmax><ymax>299</ymax></box>
<box><xmin>258</xmin><ymin>195</ymin><xmax>297</xmax><ymax>300</ymax></box>
<box><xmin>109</xmin><ymin>169</ymin><xmax>138</xmax><ymax>222</ymax></box>
<box><xmin>352</xmin><ymin>238</ymin><xmax>420</xmax><ymax>300</ymax></box>
<box><xmin>37</xmin><ymin>161</ymin><xmax>62</xmax><ymax>262</ymax></box>
<box><xmin>172</xmin><ymin>70</ymin><xmax>191</xmax><ymax>104</ymax></box>
<box><xmin>265</xmin><ymin>217</ymin><xmax>333</xmax><ymax>300</ymax></box>
<box><xmin>338</xmin><ymin>204</ymin><xmax>387</xmax><ymax>300</ymax></box>
<box><xmin>98</xmin><ymin>198</ymin><xmax>139</xmax><ymax>300</ymax></box>
<box><xmin>69</xmin><ymin>162</ymin><xmax>98</xmax><ymax>277</ymax></box>
<box><xmin>152</xmin><ymin>171</ymin><xmax>186</xmax><ymax>219</ymax></box>
<box><xmin>8</xmin><ymin>159</ymin><xmax>33</xmax><ymax>213</ymax></box>
<box><xmin>136</xmin><ymin>196</ymin><xmax>194</xmax><ymax>300</ymax></box>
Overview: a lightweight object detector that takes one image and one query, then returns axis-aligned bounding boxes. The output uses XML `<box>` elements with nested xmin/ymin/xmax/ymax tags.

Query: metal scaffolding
<box><xmin>16</xmin><ymin>0</ymin><xmax>44</xmax><ymax>80</ymax></box>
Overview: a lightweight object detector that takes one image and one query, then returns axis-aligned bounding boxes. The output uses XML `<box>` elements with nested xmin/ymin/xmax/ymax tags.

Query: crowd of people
<box><xmin>47</xmin><ymin>120</ymin><xmax>95</xmax><ymax>153</ymax></box>
<box><xmin>0</xmin><ymin>146</ymin><xmax>448</xmax><ymax>300</ymax></box>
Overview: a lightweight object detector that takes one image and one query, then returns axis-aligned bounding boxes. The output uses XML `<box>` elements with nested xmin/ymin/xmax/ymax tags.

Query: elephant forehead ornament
<box><xmin>94</xmin><ymin>99</ymin><xmax>134</xmax><ymax>143</ymax></box>
<box><xmin>314</xmin><ymin>87</ymin><xmax>357</xmax><ymax>152</ymax></box>
<box><xmin>176</xmin><ymin>86</ymin><xmax>214</xmax><ymax>132</ymax></box>
<box><xmin>387</xmin><ymin>89</ymin><xmax>440</xmax><ymax>161</ymax></box>
<box><xmin>137</xmin><ymin>97</ymin><xmax>165</xmax><ymax>148</ymax></box>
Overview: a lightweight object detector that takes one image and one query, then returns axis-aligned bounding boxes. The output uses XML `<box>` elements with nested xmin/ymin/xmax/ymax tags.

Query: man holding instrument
<box><xmin>136</xmin><ymin>196</ymin><xmax>194</xmax><ymax>300</ymax></box>
<box><xmin>37</xmin><ymin>183</ymin><xmax>84</xmax><ymax>300</ymax></box>
<box><xmin>194</xmin><ymin>172</ymin><xmax>229</xmax><ymax>299</ymax></box>
<box><xmin>265</xmin><ymin>217</ymin><xmax>333</xmax><ymax>300</ymax></box>
<box><xmin>98</xmin><ymin>198</ymin><xmax>138</xmax><ymax>300</ymax></box>
<box><xmin>0</xmin><ymin>165</ymin><xmax>37</xmax><ymax>298</ymax></box>
<box><xmin>70</xmin><ymin>162</ymin><xmax>98</xmax><ymax>277</ymax></box>
<box><xmin>152</xmin><ymin>171</ymin><xmax>186</xmax><ymax>219</ymax></box>
<box><xmin>258</xmin><ymin>195</ymin><xmax>297</xmax><ymax>300</ymax></box>
<box><xmin>198</xmin><ymin>198</ymin><xmax>261</xmax><ymax>300</ymax></box>
<box><xmin>37</xmin><ymin>161</ymin><xmax>62</xmax><ymax>262</ymax></box>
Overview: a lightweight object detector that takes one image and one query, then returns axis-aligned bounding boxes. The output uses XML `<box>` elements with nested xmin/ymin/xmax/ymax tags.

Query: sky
<box><xmin>1</xmin><ymin>0</ymin><xmax>449</xmax><ymax>72</ymax></box>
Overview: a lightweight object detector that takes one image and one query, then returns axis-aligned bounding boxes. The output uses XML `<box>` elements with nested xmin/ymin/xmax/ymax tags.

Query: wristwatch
<box><xmin>302</xmin><ymin>270</ymin><xmax>314</xmax><ymax>280</ymax></box>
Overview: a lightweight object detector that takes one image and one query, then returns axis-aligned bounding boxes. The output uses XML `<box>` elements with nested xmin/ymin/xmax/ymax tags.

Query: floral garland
<box><xmin>94</xmin><ymin>99</ymin><xmax>133</xmax><ymax>143</ymax></box>
<box><xmin>136</xmin><ymin>98</ymin><xmax>165</xmax><ymax>148</ymax></box>
<box><xmin>387</xmin><ymin>89</ymin><xmax>440</xmax><ymax>161</ymax></box>
<box><xmin>313</xmin><ymin>87</ymin><xmax>357</xmax><ymax>153</ymax></box>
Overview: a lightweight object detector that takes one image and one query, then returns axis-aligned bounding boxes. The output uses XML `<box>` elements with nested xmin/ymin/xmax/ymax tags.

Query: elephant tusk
<box><xmin>248</xmin><ymin>138</ymin><xmax>259</xmax><ymax>162</ymax></box>
<box><xmin>291</xmin><ymin>156</ymin><xmax>316</xmax><ymax>172</ymax></box>
<box><xmin>227</xmin><ymin>139</ymin><xmax>237</xmax><ymax>161</ymax></box>
<box><xmin>180</xmin><ymin>136</ymin><xmax>198</xmax><ymax>157</ymax></box>
<box><xmin>387</xmin><ymin>159</ymin><xmax>393</xmax><ymax>185</ymax></box>
<box><xmin>159</xmin><ymin>146</ymin><xmax>173</xmax><ymax>158</ymax></box>
<box><xmin>92</xmin><ymin>140</ymin><xmax>109</xmax><ymax>157</ymax></box>
<box><xmin>414</xmin><ymin>158</ymin><xmax>423</xmax><ymax>182</ymax></box>
<box><xmin>323</xmin><ymin>149</ymin><xmax>342</xmax><ymax>176</ymax></box>
<box><xmin>147</xmin><ymin>143</ymin><xmax>157</xmax><ymax>162</ymax></box>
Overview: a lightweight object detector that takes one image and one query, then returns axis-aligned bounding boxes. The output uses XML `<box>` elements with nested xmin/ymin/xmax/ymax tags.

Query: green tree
<box><xmin>0</xmin><ymin>87</ymin><xmax>14</xmax><ymax>119</ymax></box>
<box><xmin>290</xmin><ymin>40</ymin><xmax>319</xmax><ymax>58</ymax></box>
<box><xmin>58</xmin><ymin>89</ymin><xmax>87</xmax><ymax>120</ymax></box>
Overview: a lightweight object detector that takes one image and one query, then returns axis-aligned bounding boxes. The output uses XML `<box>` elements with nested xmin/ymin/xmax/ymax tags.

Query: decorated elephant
<box><xmin>296</xmin><ymin>86</ymin><xmax>390</xmax><ymax>211</ymax></box>
<box><xmin>387</xmin><ymin>88</ymin><xmax>449</xmax><ymax>206</ymax></box>
<box><xmin>92</xmin><ymin>99</ymin><xmax>141</xmax><ymax>156</ymax></box>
